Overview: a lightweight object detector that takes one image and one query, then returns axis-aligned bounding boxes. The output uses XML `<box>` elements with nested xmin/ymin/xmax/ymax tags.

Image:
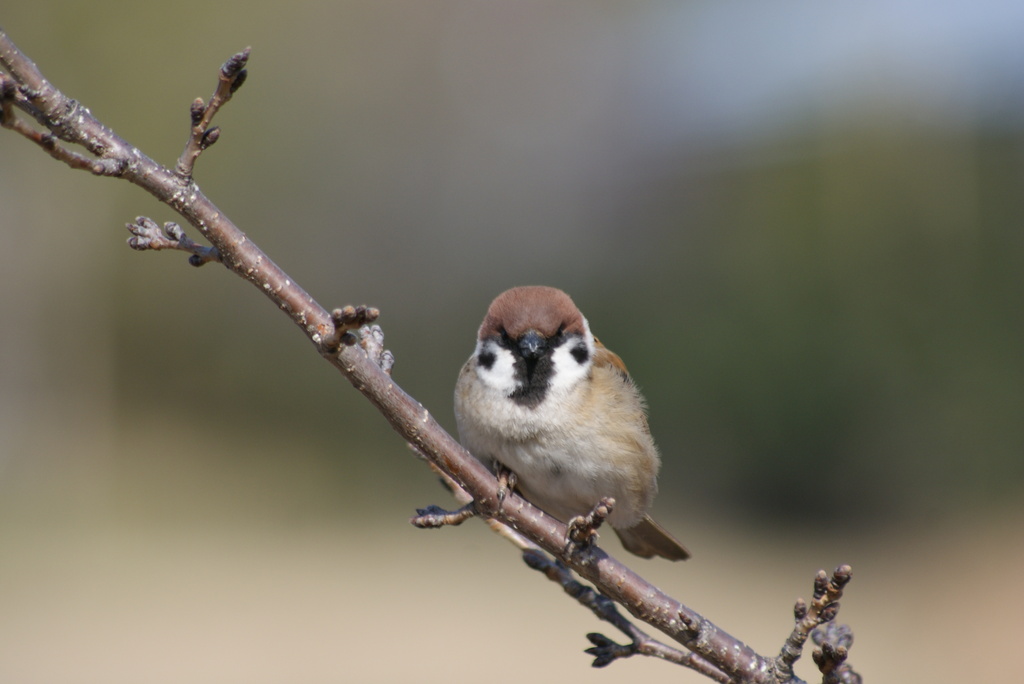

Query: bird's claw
<box><xmin>495</xmin><ymin>465</ymin><xmax>518</xmax><ymax>512</ymax></box>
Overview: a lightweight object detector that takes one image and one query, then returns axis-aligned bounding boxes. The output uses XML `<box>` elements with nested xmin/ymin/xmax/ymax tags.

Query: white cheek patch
<box><xmin>549</xmin><ymin>320</ymin><xmax>595</xmax><ymax>394</ymax></box>
<box><xmin>474</xmin><ymin>339</ymin><xmax>518</xmax><ymax>395</ymax></box>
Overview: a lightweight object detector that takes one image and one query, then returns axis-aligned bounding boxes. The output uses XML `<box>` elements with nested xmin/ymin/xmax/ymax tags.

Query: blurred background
<box><xmin>2</xmin><ymin>2</ymin><xmax>1022</xmax><ymax>682</ymax></box>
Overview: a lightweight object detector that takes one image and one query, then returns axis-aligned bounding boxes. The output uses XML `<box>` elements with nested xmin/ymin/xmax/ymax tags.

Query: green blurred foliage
<box><xmin>651</xmin><ymin>128</ymin><xmax>1024</xmax><ymax>525</ymax></box>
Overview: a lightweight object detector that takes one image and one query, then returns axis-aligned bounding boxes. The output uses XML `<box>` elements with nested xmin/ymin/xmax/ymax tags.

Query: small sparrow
<box><xmin>454</xmin><ymin>286</ymin><xmax>689</xmax><ymax>561</ymax></box>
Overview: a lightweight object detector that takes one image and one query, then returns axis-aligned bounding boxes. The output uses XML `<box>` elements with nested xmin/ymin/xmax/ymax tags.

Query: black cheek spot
<box><xmin>570</xmin><ymin>345</ymin><xmax>589</xmax><ymax>364</ymax></box>
<box><xmin>478</xmin><ymin>350</ymin><xmax>496</xmax><ymax>369</ymax></box>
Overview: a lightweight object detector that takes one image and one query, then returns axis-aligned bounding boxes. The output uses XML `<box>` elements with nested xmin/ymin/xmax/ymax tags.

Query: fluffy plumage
<box><xmin>454</xmin><ymin>286</ymin><xmax>689</xmax><ymax>561</ymax></box>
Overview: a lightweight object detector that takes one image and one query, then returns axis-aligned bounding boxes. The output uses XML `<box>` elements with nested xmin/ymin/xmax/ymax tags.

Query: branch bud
<box><xmin>190</xmin><ymin>98</ymin><xmax>205</xmax><ymax>125</ymax></box>
<box><xmin>221</xmin><ymin>47</ymin><xmax>251</xmax><ymax>80</ymax></box>
<box><xmin>127</xmin><ymin>235</ymin><xmax>150</xmax><ymax>250</ymax></box>
<box><xmin>164</xmin><ymin>222</ymin><xmax>185</xmax><ymax>241</ymax></box>
<box><xmin>819</xmin><ymin>603</ymin><xmax>840</xmax><ymax>623</ymax></box>
<box><xmin>230</xmin><ymin>68</ymin><xmax>248</xmax><ymax>94</ymax></box>
<box><xmin>813</xmin><ymin>570</ymin><xmax>829</xmax><ymax>599</ymax></box>
<box><xmin>200</xmin><ymin>126</ymin><xmax>221</xmax><ymax>149</ymax></box>
<box><xmin>832</xmin><ymin>564</ymin><xmax>853</xmax><ymax>588</ymax></box>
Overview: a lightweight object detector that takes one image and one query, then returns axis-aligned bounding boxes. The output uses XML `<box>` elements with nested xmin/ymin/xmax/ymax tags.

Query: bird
<box><xmin>453</xmin><ymin>286</ymin><xmax>689</xmax><ymax>561</ymax></box>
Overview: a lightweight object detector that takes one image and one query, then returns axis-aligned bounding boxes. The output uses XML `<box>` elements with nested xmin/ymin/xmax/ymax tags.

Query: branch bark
<box><xmin>1</xmin><ymin>30</ymin><xmax>860</xmax><ymax>683</ymax></box>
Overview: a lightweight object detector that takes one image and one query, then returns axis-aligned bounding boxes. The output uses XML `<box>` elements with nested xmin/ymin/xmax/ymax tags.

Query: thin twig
<box><xmin>407</xmin><ymin>443</ymin><xmax>534</xmax><ymax>549</ymax></box>
<box><xmin>126</xmin><ymin>217</ymin><xmax>222</xmax><ymax>265</ymax></box>
<box><xmin>319</xmin><ymin>306</ymin><xmax>382</xmax><ymax>353</ymax></box>
<box><xmin>522</xmin><ymin>549</ymin><xmax>731</xmax><ymax>681</ymax></box>
<box><xmin>775</xmin><ymin>565</ymin><xmax>854</xmax><ymax>682</ymax></box>
<box><xmin>0</xmin><ymin>72</ymin><xmax>123</xmax><ymax>174</ymax></box>
<box><xmin>410</xmin><ymin>503</ymin><xmax>476</xmax><ymax>528</ymax></box>
<box><xmin>175</xmin><ymin>47</ymin><xmax>249</xmax><ymax>177</ymax></box>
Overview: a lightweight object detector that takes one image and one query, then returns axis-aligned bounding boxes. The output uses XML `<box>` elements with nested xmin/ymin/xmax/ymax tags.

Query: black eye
<box><xmin>549</xmin><ymin>324</ymin><xmax>566</xmax><ymax>346</ymax></box>
<box><xmin>570</xmin><ymin>344</ymin><xmax>589</xmax><ymax>364</ymax></box>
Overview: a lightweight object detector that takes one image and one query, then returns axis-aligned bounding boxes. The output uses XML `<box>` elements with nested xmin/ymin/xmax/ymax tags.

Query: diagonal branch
<box><xmin>408</xmin><ymin>439</ymin><xmax>725</xmax><ymax>679</ymax></box>
<box><xmin>1</xmin><ymin>30</ymin><xmax>860</xmax><ymax>683</ymax></box>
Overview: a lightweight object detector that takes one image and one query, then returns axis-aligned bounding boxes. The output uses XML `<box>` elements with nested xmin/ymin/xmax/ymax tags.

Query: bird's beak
<box><xmin>518</xmin><ymin>330</ymin><xmax>546</xmax><ymax>360</ymax></box>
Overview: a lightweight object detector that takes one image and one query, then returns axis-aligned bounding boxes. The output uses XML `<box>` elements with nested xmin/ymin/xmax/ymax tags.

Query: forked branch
<box><xmin>127</xmin><ymin>217</ymin><xmax>222</xmax><ymax>265</ymax></box>
<box><xmin>0</xmin><ymin>30</ymin><xmax>860</xmax><ymax>683</ymax></box>
<box><xmin>176</xmin><ymin>47</ymin><xmax>249</xmax><ymax>177</ymax></box>
<box><xmin>775</xmin><ymin>565</ymin><xmax>852</xmax><ymax>679</ymax></box>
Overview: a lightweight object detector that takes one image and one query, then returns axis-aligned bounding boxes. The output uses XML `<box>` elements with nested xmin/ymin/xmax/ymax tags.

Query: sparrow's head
<box><xmin>473</xmin><ymin>286</ymin><xmax>595</xmax><ymax>407</ymax></box>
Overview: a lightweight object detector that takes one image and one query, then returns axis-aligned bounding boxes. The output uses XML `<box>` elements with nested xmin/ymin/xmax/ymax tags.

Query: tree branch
<box><xmin>521</xmin><ymin>548</ymin><xmax>731</xmax><ymax>680</ymax></box>
<box><xmin>1</xmin><ymin>30</ymin><xmax>860</xmax><ymax>683</ymax></box>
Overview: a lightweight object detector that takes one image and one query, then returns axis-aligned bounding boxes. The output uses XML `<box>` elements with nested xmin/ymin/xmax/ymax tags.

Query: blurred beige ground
<box><xmin>1</xmin><ymin>421</ymin><xmax>1021</xmax><ymax>683</ymax></box>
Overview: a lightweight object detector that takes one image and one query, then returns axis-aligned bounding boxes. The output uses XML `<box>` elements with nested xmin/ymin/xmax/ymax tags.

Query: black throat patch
<box><xmin>501</xmin><ymin>332</ymin><xmax>578</xmax><ymax>408</ymax></box>
<box><xmin>508</xmin><ymin>350</ymin><xmax>554</xmax><ymax>408</ymax></box>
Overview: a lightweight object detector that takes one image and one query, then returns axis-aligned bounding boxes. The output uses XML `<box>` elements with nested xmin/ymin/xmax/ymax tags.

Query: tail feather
<box><xmin>614</xmin><ymin>515</ymin><xmax>690</xmax><ymax>561</ymax></box>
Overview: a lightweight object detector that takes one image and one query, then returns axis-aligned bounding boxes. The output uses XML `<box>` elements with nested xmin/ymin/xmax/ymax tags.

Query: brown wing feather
<box><xmin>614</xmin><ymin>515</ymin><xmax>691</xmax><ymax>561</ymax></box>
<box><xmin>593</xmin><ymin>336</ymin><xmax>690</xmax><ymax>561</ymax></box>
<box><xmin>593</xmin><ymin>336</ymin><xmax>653</xmax><ymax>435</ymax></box>
<box><xmin>593</xmin><ymin>336</ymin><xmax>630</xmax><ymax>378</ymax></box>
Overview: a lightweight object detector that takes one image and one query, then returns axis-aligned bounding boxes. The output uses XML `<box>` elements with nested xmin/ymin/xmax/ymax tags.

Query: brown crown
<box><xmin>479</xmin><ymin>286</ymin><xmax>586</xmax><ymax>340</ymax></box>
